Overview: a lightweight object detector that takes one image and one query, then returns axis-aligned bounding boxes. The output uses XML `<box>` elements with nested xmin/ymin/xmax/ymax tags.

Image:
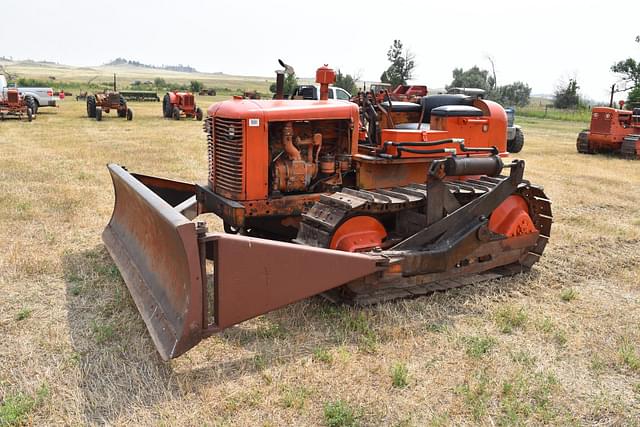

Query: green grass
<box><xmin>91</xmin><ymin>320</ymin><xmax>115</xmax><ymax>344</ymax></box>
<box><xmin>0</xmin><ymin>384</ymin><xmax>49</xmax><ymax>426</ymax></box>
<box><xmin>518</xmin><ymin>105</ymin><xmax>591</xmax><ymax>123</ymax></box>
<box><xmin>494</xmin><ymin>306</ymin><xmax>528</xmax><ymax>334</ymax></box>
<box><xmin>560</xmin><ymin>288</ymin><xmax>578</xmax><ymax>302</ymax></box>
<box><xmin>391</xmin><ymin>362</ymin><xmax>409</xmax><ymax>388</ymax></box>
<box><xmin>312</xmin><ymin>347</ymin><xmax>333</xmax><ymax>364</ymax></box>
<box><xmin>15</xmin><ymin>308</ymin><xmax>32</xmax><ymax>321</ymax></box>
<box><xmin>280</xmin><ymin>385</ymin><xmax>311</xmax><ymax>410</ymax></box>
<box><xmin>464</xmin><ymin>336</ymin><xmax>497</xmax><ymax>358</ymax></box>
<box><xmin>619</xmin><ymin>337</ymin><xmax>640</xmax><ymax>370</ymax></box>
<box><xmin>323</xmin><ymin>400</ymin><xmax>358</xmax><ymax>427</ymax></box>
<box><xmin>455</xmin><ymin>372</ymin><xmax>490</xmax><ymax>420</ymax></box>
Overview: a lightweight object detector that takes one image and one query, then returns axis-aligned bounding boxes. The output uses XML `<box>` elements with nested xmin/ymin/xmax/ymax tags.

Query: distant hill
<box><xmin>104</xmin><ymin>58</ymin><xmax>197</xmax><ymax>73</ymax></box>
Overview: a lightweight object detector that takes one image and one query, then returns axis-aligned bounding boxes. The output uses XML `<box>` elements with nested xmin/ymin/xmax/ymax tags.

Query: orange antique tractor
<box><xmin>163</xmin><ymin>91</ymin><xmax>203</xmax><ymax>120</ymax></box>
<box><xmin>0</xmin><ymin>87</ymin><xmax>36</xmax><ymax>121</ymax></box>
<box><xmin>577</xmin><ymin>106</ymin><xmax>640</xmax><ymax>158</ymax></box>
<box><xmin>103</xmin><ymin>64</ymin><xmax>552</xmax><ymax>360</ymax></box>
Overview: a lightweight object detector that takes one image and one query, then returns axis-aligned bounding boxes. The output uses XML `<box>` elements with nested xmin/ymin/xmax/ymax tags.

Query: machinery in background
<box><xmin>577</xmin><ymin>106</ymin><xmax>640</xmax><ymax>158</ymax></box>
<box><xmin>86</xmin><ymin>74</ymin><xmax>133</xmax><ymax>121</ymax></box>
<box><xmin>163</xmin><ymin>91</ymin><xmax>203</xmax><ymax>120</ymax></box>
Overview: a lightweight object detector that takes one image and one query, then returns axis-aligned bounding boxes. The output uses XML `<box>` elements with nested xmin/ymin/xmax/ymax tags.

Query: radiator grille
<box><xmin>183</xmin><ymin>94</ymin><xmax>194</xmax><ymax>106</ymax></box>
<box><xmin>590</xmin><ymin>112</ymin><xmax>611</xmax><ymax>134</ymax></box>
<box><xmin>212</xmin><ymin>117</ymin><xmax>244</xmax><ymax>196</ymax></box>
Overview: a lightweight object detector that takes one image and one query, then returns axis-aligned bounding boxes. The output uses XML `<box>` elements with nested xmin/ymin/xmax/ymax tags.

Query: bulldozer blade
<box><xmin>103</xmin><ymin>164</ymin><xmax>203</xmax><ymax>360</ymax></box>
<box><xmin>102</xmin><ymin>164</ymin><xmax>384</xmax><ymax>360</ymax></box>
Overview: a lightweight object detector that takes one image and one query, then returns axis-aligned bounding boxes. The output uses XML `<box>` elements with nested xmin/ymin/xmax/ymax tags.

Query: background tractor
<box><xmin>0</xmin><ymin>74</ymin><xmax>36</xmax><ymax>121</ymax></box>
<box><xmin>102</xmin><ymin>63</ymin><xmax>552</xmax><ymax>360</ymax></box>
<box><xmin>162</xmin><ymin>91</ymin><xmax>203</xmax><ymax>120</ymax></box>
<box><xmin>0</xmin><ymin>87</ymin><xmax>36</xmax><ymax>121</ymax></box>
<box><xmin>577</xmin><ymin>106</ymin><xmax>640</xmax><ymax>158</ymax></box>
<box><xmin>86</xmin><ymin>74</ymin><xmax>133</xmax><ymax>121</ymax></box>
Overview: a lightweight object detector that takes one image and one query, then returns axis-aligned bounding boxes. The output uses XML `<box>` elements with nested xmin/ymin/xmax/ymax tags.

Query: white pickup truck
<box><xmin>290</xmin><ymin>85</ymin><xmax>352</xmax><ymax>100</ymax></box>
<box><xmin>0</xmin><ymin>75</ymin><xmax>59</xmax><ymax>113</ymax></box>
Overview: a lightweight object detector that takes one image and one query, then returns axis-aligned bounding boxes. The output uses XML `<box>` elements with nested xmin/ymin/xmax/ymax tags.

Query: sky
<box><xmin>2</xmin><ymin>0</ymin><xmax>639</xmax><ymax>102</ymax></box>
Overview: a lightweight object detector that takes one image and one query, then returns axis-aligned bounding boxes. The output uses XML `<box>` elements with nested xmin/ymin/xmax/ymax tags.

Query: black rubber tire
<box><xmin>195</xmin><ymin>106</ymin><xmax>203</xmax><ymax>121</ymax></box>
<box><xmin>96</xmin><ymin>107</ymin><xmax>102</xmax><ymax>121</ymax></box>
<box><xmin>24</xmin><ymin>96</ymin><xmax>37</xmax><ymax>116</ymax></box>
<box><xmin>507</xmin><ymin>127</ymin><xmax>524</xmax><ymax>153</ymax></box>
<box><xmin>163</xmin><ymin>93</ymin><xmax>172</xmax><ymax>118</ymax></box>
<box><xmin>117</xmin><ymin>95</ymin><xmax>127</xmax><ymax>118</ymax></box>
<box><xmin>87</xmin><ymin>95</ymin><xmax>96</xmax><ymax>118</ymax></box>
<box><xmin>126</xmin><ymin>108</ymin><xmax>133</xmax><ymax>121</ymax></box>
<box><xmin>26</xmin><ymin>107</ymin><xmax>33</xmax><ymax>122</ymax></box>
<box><xmin>173</xmin><ymin>106</ymin><xmax>181</xmax><ymax>120</ymax></box>
<box><xmin>24</xmin><ymin>96</ymin><xmax>36</xmax><ymax>118</ymax></box>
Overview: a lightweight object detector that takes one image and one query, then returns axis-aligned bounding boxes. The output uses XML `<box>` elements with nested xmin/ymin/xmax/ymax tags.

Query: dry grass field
<box><xmin>1</xmin><ymin>98</ymin><xmax>639</xmax><ymax>426</ymax></box>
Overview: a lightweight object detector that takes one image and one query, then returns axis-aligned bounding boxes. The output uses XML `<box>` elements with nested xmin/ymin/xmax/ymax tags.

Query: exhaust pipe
<box><xmin>275</xmin><ymin>71</ymin><xmax>285</xmax><ymax>100</ymax></box>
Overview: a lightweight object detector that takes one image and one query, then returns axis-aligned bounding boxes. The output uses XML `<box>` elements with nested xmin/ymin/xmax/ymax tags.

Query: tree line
<box><xmin>267</xmin><ymin>37</ymin><xmax>640</xmax><ymax>110</ymax></box>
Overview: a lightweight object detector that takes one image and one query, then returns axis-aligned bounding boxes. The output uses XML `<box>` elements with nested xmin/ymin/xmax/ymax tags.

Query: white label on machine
<box><xmin>248</xmin><ymin>118</ymin><xmax>260</xmax><ymax>127</ymax></box>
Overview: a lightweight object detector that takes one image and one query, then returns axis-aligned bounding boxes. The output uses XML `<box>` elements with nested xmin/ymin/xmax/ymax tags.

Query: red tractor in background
<box><xmin>163</xmin><ymin>91</ymin><xmax>203</xmax><ymax>120</ymax></box>
<box><xmin>577</xmin><ymin>106</ymin><xmax>640</xmax><ymax>158</ymax></box>
<box><xmin>0</xmin><ymin>87</ymin><xmax>36</xmax><ymax>121</ymax></box>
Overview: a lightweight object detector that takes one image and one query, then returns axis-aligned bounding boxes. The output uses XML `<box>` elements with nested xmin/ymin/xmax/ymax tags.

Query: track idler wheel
<box><xmin>488</xmin><ymin>195</ymin><xmax>536</xmax><ymax>237</ymax></box>
<box><xmin>329</xmin><ymin>216</ymin><xmax>387</xmax><ymax>252</ymax></box>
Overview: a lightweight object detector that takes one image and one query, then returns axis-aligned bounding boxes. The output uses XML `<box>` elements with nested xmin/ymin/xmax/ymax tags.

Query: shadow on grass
<box><xmin>62</xmin><ymin>243</ymin><xmax>536</xmax><ymax>422</ymax></box>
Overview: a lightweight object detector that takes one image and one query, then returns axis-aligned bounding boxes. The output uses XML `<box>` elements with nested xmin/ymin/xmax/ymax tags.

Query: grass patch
<box><xmin>618</xmin><ymin>337</ymin><xmax>640</xmax><ymax>371</ymax></box>
<box><xmin>313</xmin><ymin>347</ymin><xmax>333</xmax><ymax>364</ymax></box>
<box><xmin>0</xmin><ymin>384</ymin><xmax>49</xmax><ymax>426</ymax></box>
<box><xmin>455</xmin><ymin>371</ymin><xmax>490</xmax><ymax>420</ymax></box>
<box><xmin>391</xmin><ymin>362</ymin><xmax>409</xmax><ymax>388</ymax></box>
<box><xmin>15</xmin><ymin>308</ymin><xmax>32</xmax><ymax>321</ymax></box>
<box><xmin>560</xmin><ymin>288</ymin><xmax>578</xmax><ymax>302</ymax></box>
<box><xmin>255</xmin><ymin>322</ymin><xmax>286</xmax><ymax>340</ymax></box>
<box><xmin>510</xmin><ymin>350</ymin><xmax>536</xmax><ymax>366</ymax></box>
<box><xmin>91</xmin><ymin>320</ymin><xmax>115</xmax><ymax>344</ymax></box>
<box><xmin>323</xmin><ymin>400</ymin><xmax>358</xmax><ymax>427</ymax></box>
<box><xmin>499</xmin><ymin>372</ymin><xmax>559</xmax><ymax>424</ymax></box>
<box><xmin>280</xmin><ymin>385</ymin><xmax>311</xmax><ymax>410</ymax></box>
<box><xmin>464</xmin><ymin>336</ymin><xmax>496</xmax><ymax>358</ymax></box>
<box><xmin>494</xmin><ymin>306</ymin><xmax>528</xmax><ymax>333</ymax></box>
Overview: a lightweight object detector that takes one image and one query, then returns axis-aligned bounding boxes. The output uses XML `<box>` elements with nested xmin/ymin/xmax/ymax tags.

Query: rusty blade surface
<box><xmin>102</xmin><ymin>164</ymin><xmax>204</xmax><ymax>360</ymax></box>
<box><xmin>211</xmin><ymin>234</ymin><xmax>383</xmax><ymax>329</ymax></box>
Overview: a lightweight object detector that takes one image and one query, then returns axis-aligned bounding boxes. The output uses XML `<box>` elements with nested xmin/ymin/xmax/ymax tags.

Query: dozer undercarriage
<box><xmin>103</xmin><ymin>154</ymin><xmax>551</xmax><ymax>360</ymax></box>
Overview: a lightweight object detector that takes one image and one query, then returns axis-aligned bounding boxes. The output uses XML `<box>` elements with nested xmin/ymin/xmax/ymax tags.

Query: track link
<box><xmin>621</xmin><ymin>134</ymin><xmax>640</xmax><ymax>159</ymax></box>
<box><xmin>297</xmin><ymin>179</ymin><xmax>552</xmax><ymax>305</ymax></box>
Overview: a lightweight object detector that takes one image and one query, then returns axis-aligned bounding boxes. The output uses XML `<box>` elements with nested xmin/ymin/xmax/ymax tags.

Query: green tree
<box><xmin>154</xmin><ymin>77</ymin><xmax>166</xmax><ymax>89</ymax></box>
<box><xmin>627</xmin><ymin>85</ymin><xmax>640</xmax><ymax>107</ymax></box>
<box><xmin>447</xmin><ymin>66</ymin><xmax>492</xmax><ymax>91</ymax></box>
<box><xmin>383</xmin><ymin>40</ymin><xmax>415</xmax><ymax>86</ymax></box>
<box><xmin>268</xmin><ymin>72</ymin><xmax>298</xmax><ymax>97</ymax></box>
<box><xmin>334</xmin><ymin>70</ymin><xmax>358</xmax><ymax>95</ymax></box>
<box><xmin>553</xmin><ymin>78</ymin><xmax>581</xmax><ymax>109</ymax></box>
<box><xmin>492</xmin><ymin>82</ymin><xmax>531</xmax><ymax>107</ymax></box>
<box><xmin>189</xmin><ymin>80</ymin><xmax>203</xmax><ymax>93</ymax></box>
<box><xmin>611</xmin><ymin>38</ymin><xmax>640</xmax><ymax>106</ymax></box>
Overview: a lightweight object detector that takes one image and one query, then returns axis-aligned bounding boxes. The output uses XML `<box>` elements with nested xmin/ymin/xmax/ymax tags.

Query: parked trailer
<box><xmin>119</xmin><ymin>90</ymin><xmax>161</xmax><ymax>102</ymax></box>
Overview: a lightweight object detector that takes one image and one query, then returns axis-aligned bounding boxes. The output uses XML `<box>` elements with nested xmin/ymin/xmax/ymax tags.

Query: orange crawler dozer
<box><xmin>103</xmin><ymin>63</ymin><xmax>552</xmax><ymax>360</ymax></box>
<box><xmin>577</xmin><ymin>106</ymin><xmax>640</xmax><ymax>158</ymax></box>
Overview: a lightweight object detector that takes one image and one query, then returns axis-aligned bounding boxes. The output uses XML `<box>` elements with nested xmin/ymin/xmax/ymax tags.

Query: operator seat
<box><xmin>394</xmin><ymin>94</ymin><xmax>473</xmax><ymax>130</ymax></box>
